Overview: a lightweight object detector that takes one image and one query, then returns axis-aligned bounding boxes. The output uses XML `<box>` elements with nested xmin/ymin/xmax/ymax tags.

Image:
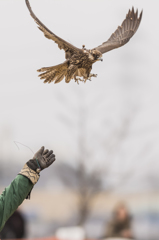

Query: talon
<box><xmin>75</xmin><ymin>79</ymin><xmax>79</xmax><ymax>84</ymax></box>
<box><xmin>75</xmin><ymin>77</ymin><xmax>84</xmax><ymax>84</ymax></box>
<box><xmin>89</xmin><ymin>73</ymin><xmax>97</xmax><ymax>78</ymax></box>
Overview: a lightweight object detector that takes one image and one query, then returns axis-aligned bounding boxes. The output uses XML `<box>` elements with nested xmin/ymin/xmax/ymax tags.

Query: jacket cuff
<box><xmin>19</xmin><ymin>164</ymin><xmax>40</xmax><ymax>185</ymax></box>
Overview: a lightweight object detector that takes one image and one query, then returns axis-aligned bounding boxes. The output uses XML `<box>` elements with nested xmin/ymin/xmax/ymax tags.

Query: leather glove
<box><xmin>19</xmin><ymin>146</ymin><xmax>55</xmax><ymax>199</ymax></box>
<box><xmin>27</xmin><ymin>146</ymin><xmax>56</xmax><ymax>173</ymax></box>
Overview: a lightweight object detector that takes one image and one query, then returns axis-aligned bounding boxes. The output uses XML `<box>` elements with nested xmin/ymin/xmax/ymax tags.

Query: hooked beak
<box><xmin>98</xmin><ymin>58</ymin><xmax>103</xmax><ymax>62</ymax></box>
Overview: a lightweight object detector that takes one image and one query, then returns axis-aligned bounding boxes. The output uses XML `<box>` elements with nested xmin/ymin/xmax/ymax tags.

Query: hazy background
<box><xmin>0</xmin><ymin>0</ymin><xmax>159</xmax><ymax>239</ymax></box>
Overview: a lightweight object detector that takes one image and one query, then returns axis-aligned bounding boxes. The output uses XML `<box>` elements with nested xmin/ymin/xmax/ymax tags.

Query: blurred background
<box><xmin>0</xmin><ymin>0</ymin><xmax>159</xmax><ymax>239</ymax></box>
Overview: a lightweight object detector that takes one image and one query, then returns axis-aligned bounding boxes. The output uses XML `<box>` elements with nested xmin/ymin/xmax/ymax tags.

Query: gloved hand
<box><xmin>27</xmin><ymin>146</ymin><xmax>56</xmax><ymax>173</ymax></box>
<box><xmin>19</xmin><ymin>146</ymin><xmax>56</xmax><ymax>198</ymax></box>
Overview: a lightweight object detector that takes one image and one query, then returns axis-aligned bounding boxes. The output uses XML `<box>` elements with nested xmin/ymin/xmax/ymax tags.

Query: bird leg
<box><xmin>74</xmin><ymin>76</ymin><xmax>84</xmax><ymax>85</ymax></box>
<box><xmin>85</xmin><ymin>73</ymin><xmax>97</xmax><ymax>82</ymax></box>
<box><xmin>89</xmin><ymin>73</ymin><xmax>97</xmax><ymax>78</ymax></box>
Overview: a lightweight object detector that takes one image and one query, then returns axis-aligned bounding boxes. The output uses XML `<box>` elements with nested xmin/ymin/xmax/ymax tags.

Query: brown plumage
<box><xmin>25</xmin><ymin>0</ymin><xmax>143</xmax><ymax>84</ymax></box>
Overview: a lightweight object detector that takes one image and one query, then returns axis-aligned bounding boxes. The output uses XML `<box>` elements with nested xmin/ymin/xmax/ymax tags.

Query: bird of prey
<box><xmin>25</xmin><ymin>0</ymin><xmax>143</xmax><ymax>84</ymax></box>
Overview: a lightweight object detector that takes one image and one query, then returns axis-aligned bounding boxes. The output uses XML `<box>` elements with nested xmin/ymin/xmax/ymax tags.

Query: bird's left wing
<box><xmin>94</xmin><ymin>7</ymin><xmax>143</xmax><ymax>54</ymax></box>
<box><xmin>25</xmin><ymin>0</ymin><xmax>82</xmax><ymax>57</ymax></box>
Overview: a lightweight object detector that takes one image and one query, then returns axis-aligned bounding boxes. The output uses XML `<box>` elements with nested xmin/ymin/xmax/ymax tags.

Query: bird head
<box><xmin>89</xmin><ymin>49</ymin><xmax>103</xmax><ymax>62</ymax></box>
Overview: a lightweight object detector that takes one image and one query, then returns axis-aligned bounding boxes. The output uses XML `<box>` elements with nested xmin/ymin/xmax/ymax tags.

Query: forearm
<box><xmin>0</xmin><ymin>146</ymin><xmax>55</xmax><ymax>232</ymax></box>
<box><xmin>0</xmin><ymin>173</ymin><xmax>36</xmax><ymax>231</ymax></box>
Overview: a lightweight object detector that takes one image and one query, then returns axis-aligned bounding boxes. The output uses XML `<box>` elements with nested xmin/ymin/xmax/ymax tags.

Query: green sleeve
<box><xmin>0</xmin><ymin>174</ymin><xmax>33</xmax><ymax>232</ymax></box>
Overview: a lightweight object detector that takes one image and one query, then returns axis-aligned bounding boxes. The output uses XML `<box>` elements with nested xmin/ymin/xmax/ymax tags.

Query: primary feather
<box><xmin>95</xmin><ymin>7</ymin><xmax>143</xmax><ymax>54</ymax></box>
<box><xmin>25</xmin><ymin>0</ymin><xmax>81</xmax><ymax>57</ymax></box>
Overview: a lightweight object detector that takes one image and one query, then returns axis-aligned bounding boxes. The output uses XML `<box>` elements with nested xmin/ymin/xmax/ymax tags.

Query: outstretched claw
<box><xmin>74</xmin><ymin>76</ymin><xmax>84</xmax><ymax>85</ymax></box>
<box><xmin>89</xmin><ymin>73</ymin><xmax>97</xmax><ymax>78</ymax></box>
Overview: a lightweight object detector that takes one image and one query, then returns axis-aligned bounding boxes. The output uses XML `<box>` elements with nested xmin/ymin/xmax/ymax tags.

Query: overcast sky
<box><xmin>0</xmin><ymin>0</ymin><xmax>159</xmax><ymax>187</ymax></box>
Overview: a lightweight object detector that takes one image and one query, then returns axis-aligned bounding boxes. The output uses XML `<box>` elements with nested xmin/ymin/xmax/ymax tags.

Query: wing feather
<box><xmin>94</xmin><ymin>7</ymin><xmax>143</xmax><ymax>54</ymax></box>
<box><xmin>25</xmin><ymin>0</ymin><xmax>82</xmax><ymax>58</ymax></box>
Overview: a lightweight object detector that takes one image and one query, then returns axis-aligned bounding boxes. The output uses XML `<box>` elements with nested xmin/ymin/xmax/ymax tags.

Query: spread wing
<box><xmin>94</xmin><ymin>7</ymin><xmax>143</xmax><ymax>54</ymax></box>
<box><xmin>25</xmin><ymin>0</ymin><xmax>82</xmax><ymax>58</ymax></box>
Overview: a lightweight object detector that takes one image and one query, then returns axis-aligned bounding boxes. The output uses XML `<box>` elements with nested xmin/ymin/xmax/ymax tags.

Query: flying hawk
<box><xmin>25</xmin><ymin>0</ymin><xmax>143</xmax><ymax>84</ymax></box>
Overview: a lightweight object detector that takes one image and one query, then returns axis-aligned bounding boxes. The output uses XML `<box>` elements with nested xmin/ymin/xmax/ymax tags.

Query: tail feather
<box><xmin>37</xmin><ymin>66</ymin><xmax>57</xmax><ymax>72</ymax></box>
<box><xmin>54</xmin><ymin>71</ymin><xmax>67</xmax><ymax>84</ymax></box>
<box><xmin>38</xmin><ymin>61</ymin><xmax>68</xmax><ymax>84</ymax></box>
<box><xmin>65</xmin><ymin>65</ymin><xmax>78</xmax><ymax>83</ymax></box>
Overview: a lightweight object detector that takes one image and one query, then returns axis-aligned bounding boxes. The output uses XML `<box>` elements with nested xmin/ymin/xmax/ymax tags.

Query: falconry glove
<box><xmin>19</xmin><ymin>146</ymin><xmax>55</xmax><ymax>185</ymax></box>
<box><xmin>19</xmin><ymin>146</ymin><xmax>55</xmax><ymax>199</ymax></box>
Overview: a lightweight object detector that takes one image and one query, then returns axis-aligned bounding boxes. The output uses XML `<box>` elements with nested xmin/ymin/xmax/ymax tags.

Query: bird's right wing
<box><xmin>94</xmin><ymin>7</ymin><xmax>143</xmax><ymax>54</ymax></box>
<box><xmin>25</xmin><ymin>0</ymin><xmax>82</xmax><ymax>58</ymax></box>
